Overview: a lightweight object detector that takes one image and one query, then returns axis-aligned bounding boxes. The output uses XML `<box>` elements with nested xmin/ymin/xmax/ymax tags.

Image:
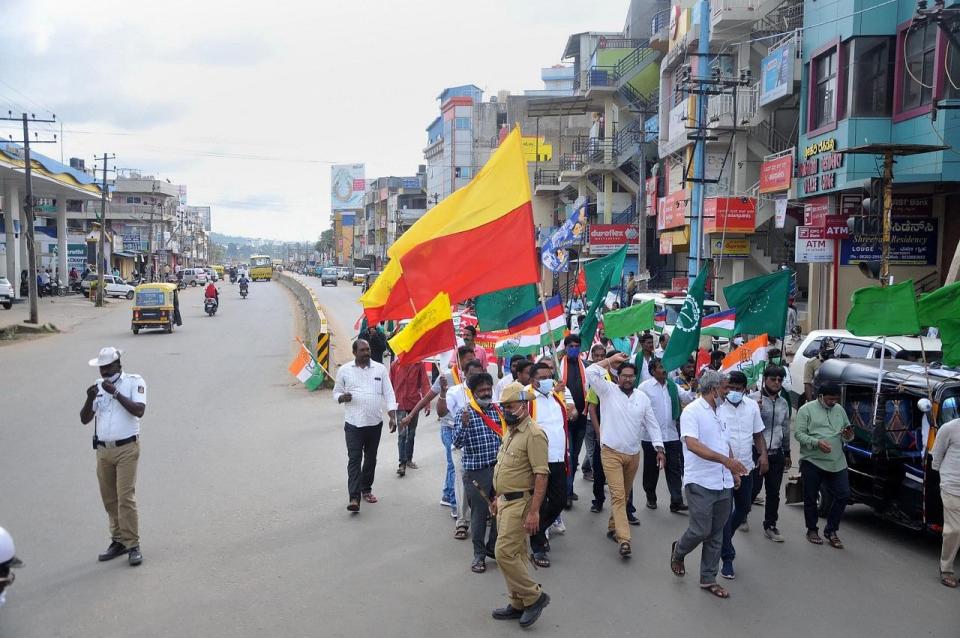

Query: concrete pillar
<box><xmin>4</xmin><ymin>182</ymin><xmax>21</xmax><ymax>296</ymax></box>
<box><xmin>56</xmin><ymin>196</ymin><xmax>67</xmax><ymax>282</ymax></box>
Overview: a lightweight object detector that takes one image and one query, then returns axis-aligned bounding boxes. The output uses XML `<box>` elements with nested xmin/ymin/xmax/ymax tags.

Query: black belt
<box><xmin>97</xmin><ymin>435</ymin><xmax>138</xmax><ymax>448</ymax></box>
<box><xmin>501</xmin><ymin>491</ymin><xmax>530</xmax><ymax>501</ymax></box>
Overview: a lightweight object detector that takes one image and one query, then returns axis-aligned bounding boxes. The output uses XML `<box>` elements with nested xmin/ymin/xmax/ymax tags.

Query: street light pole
<box><xmin>879</xmin><ymin>151</ymin><xmax>894</xmax><ymax>287</ymax></box>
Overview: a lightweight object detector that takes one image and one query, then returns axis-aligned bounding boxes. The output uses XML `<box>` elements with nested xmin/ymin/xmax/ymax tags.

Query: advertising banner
<box><xmin>759</xmin><ymin>43</ymin><xmax>795</xmax><ymax>106</ymax></box>
<box><xmin>774</xmin><ymin>196</ymin><xmax>788</xmax><ymax>229</ymax></box>
<box><xmin>759</xmin><ymin>155</ymin><xmax>793</xmax><ymax>193</ymax></box>
<box><xmin>703</xmin><ymin>197</ymin><xmax>756</xmax><ymax>233</ymax></box>
<box><xmin>840</xmin><ymin>218</ymin><xmax>938</xmax><ymax>265</ymax></box>
<box><xmin>662</xmin><ymin>189</ymin><xmax>688</xmax><ymax>230</ymax></box>
<box><xmin>795</xmin><ymin>226</ymin><xmax>834</xmax><ymax>263</ymax></box>
<box><xmin>589</xmin><ymin>224</ymin><xmax>640</xmax><ymax>254</ymax></box>
<box><xmin>803</xmin><ymin>196</ymin><xmax>832</xmax><ymax>226</ymax></box>
<box><xmin>710</xmin><ymin>237</ymin><xmax>750</xmax><ymax>258</ymax></box>
<box><xmin>331</xmin><ymin>164</ymin><xmax>366</xmax><ymax>211</ymax></box>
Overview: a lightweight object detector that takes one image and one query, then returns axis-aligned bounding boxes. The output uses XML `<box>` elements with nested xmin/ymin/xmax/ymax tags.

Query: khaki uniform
<box><xmin>493</xmin><ymin>417</ymin><xmax>549</xmax><ymax>608</ymax></box>
<box><xmin>803</xmin><ymin>356</ymin><xmax>823</xmax><ymax>386</ymax></box>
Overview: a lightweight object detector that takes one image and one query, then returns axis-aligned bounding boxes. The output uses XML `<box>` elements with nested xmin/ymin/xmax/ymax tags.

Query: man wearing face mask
<box><xmin>454</xmin><ymin>372</ymin><xmax>503</xmax><ymax>574</ymax></box>
<box><xmin>80</xmin><ymin>347</ymin><xmax>147</xmax><ymax>567</ymax></box>
<box><xmin>527</xmin><ymin>362</ymin><xmax>573</xmax><ymax>567</ymax></box>
<box><xmin>640</xmin><ymin>360</ymin><xmax>694</xmax><ymax>512</ymax></box>
<box><xmin>490</xmin><ymin>383</ymin><xmax>550</xmax><ymax>628</ymax></box>
<box><xmin>747</xmin><ymin>364</ymin><xmax>792</xmax><ymax>543</ymax></box>
<box><xmin>441</xmin><ymin>359</ymin><xmax>485</xmax><ymax>539</ymax></box>
<box><xmin>559</xmin><ymin>335</ymin><xmax>588</xmax><ymax>507</ymax></box>
<box><xmin>804</xmin><ymin>338</ymin><xmax>835</xmax><ymax>402</ymax></box>
<box><xmin>717</xmin><ymin>371</ymin><xmax>768</xmax><ymax>580</ymax></box>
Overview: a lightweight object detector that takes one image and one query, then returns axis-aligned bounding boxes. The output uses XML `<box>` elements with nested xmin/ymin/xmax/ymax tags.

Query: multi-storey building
<box><xmin>355</xmin><ymin>172</ymin><xmax>426</xmax><ymax>270</ymax></box>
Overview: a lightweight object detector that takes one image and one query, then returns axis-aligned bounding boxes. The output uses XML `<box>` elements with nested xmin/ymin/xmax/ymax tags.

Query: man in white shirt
<box><xmin>932</xmin><ymin>417</ymin><xmax>960</xmax><ymax>588</ymax></box>
<box><xmin>333</xmin><ymin>339</ymin><xmax>397</xmax><ymax>513</ymax></box>
<box><xmin>640</xmin><ymin>359</ymin><xmax>696</xmax><ymax>512</ymax></box>
<box><xmin>587</xmin><ymin>353</ymin><xmax>664</xmax><ymax>558</ymax></box>
<box><xmin>494</xmin><ymin>355</ymin><xmax>525</xmax><ymax>403</ymax></box>
<box><xmin>670</xmin><ymin>370</ymin><xmax>748</xmax><ymax>599</ymax></box>
<box><xmin>717</xmin><ymin>371</ymin><xmax>768</xmax><ymax>580</ymax></box>
<box><xmin>80</xmin><ymin>347</ymin><xmax>147</xmax><ymax>567</ymax></box>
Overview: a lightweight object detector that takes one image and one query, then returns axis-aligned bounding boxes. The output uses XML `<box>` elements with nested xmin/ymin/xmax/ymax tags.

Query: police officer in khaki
<box><xmin>80</xmin><ymin>347</ymin><xmax>147</xmax><ymax>567</ymax></box>
<box><xmin>489</xmin><ymin>382</ymin><xmax>551</xmax><ymax>628</ymax></box>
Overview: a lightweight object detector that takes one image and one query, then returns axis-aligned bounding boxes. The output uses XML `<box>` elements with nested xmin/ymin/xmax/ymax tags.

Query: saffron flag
<box><xmin>388</xmin><ymin>292</ymin><xmax>456</xmax><ymax>365</ymax></box>
<box><xmin>360</xmin><ymin>128</ymin><xmax>539</xmax><ymax>322</ymax></box>
<box><xmin>288</xmin><ymin>345</ymin><xmax>324</xmax><ymax>391</ymax></box>
<box><xmin>846</xmin><ymin>280</ymin><xmax>921</xmax><ymax>337</ymax></box>
<box><xmin>508</xmin><ymin>295</ymin><xmax>563</xmax><ymax>332</ymax></box>
<box><xmin>475</xmin><ymin>284</ymin><xmax>538</xmax><ymax>331</ymax></box>
<box><xmin>723</xmin><ymin>270</ymin><xmax>791</xmax><ymax>338</ymax></box>
<box><xmin>721</xmin><ymin>334</ymin><xmax>769</xmax><ymax>387</ymax></box>
<box><xmin>701</xmin><ymin>308</ymin><xmax>736</xmax><ymax>338</ymax></box>
<box><xmin>602</xmin><ymin>300</ymin><xmax>655</xmax><ymax>339</ymax></box>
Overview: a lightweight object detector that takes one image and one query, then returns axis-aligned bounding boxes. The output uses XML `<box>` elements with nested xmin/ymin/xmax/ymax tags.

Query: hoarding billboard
<box><xmin>331</xmin><ymin>164</ymin><xmax>366</xmax><ymax>211</ymax></box>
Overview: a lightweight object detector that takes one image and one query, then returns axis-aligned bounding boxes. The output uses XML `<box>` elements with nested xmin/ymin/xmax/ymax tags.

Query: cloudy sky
<box><xmin>0</xmin><ymin>0</ymin><xmax>626</xmax><ymax>241</ymax></box>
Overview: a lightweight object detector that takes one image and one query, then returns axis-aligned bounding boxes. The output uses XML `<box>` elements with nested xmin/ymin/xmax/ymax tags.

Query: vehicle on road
<box><xmin>81</xmin><ymin>274</ymin><xmax>136</xmax><ymax>299</ymax></box>
<box><xmin>815</xmin><ymin>357</ymin><xmax>959</xmax><ymax>533</ymax></box>
<box><xmin>338</xmin><ymin>267</ymin><xmax>350</xmax><ymax>280</ymax></box>
<box><xmin>212</xmin><ymin>265</ymin><xmax>225</xmax><ymax>279</ymax></box>
<box><xmin>181</xmin><ymin>268</ymin><xmax>208</xmax><ymax>287</ymax></box>
<box><xmin>362</xmin><ymin>271</ymin><xmax>380</xmax><ymax>292</ymax></box>
<box><xmin>352</xmin><ymin>267</ymin><xmax>370</xmax><ymax>286</ymax></box>
<box><xmin>131</xmin><ymin>283</ymin><xmax>180</xmax><ymax>334</ymax></box>
<box><xmin>0</xmin><ymin>277</ymin><xmax>14</xmax><ymax>309</ymax></box>
<box><xmin>320</xmin><ymin>267</ymin><xmax>339</xmax><ymax>286</ymax></box>
<box><xmin>249</xmin><ymin>255</ymin><xmax>273</xmax><ymax>281</ymax></box>
<box><xmin>204</xmin><ymin>297</ymin><xmax>218</xmax><ymax>316</ymax></box>
<box><xmin>240</xmin><ymin>283</ymin><xmax>248</xmax><ymax>299</ymax></box>
<box><xmin>789</xmin><ymin>330</ymin><xmax>943</xmax><ymax>404</ymax></box>
<box><xmin>204</xmin><ymin>267</ymin><xmax>219</xmax><ymax>282</ymax></box>
<box><xmin>631</xmin><ymin>291</ymin><xmax>722</xmax><ymax>348</ymax></box>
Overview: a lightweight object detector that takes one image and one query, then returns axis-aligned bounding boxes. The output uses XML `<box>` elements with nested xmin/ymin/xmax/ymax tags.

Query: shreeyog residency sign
<box><xmin>840</xmin><ymin>218</ymin><xmax>938</xmax><ymax>266</ymax></box>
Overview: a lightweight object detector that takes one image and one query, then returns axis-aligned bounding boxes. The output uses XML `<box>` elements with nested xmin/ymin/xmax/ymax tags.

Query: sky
<box><xmin>0</xmin><ymin>0</ymin><xmax>628</xmax><ymax>241</ymax></box>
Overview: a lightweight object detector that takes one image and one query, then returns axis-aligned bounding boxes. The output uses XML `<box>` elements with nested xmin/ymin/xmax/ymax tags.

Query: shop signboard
<box><xmin>823</xmin><ymin>215</ymin><xmax>849</xmax><ymax>239</ymax></box>
<box><xmin>795</xmin><ymin>226</ymin><xmax>834</xmax><ymax>263</ymax></box>
<box><xmin>123</xmin><ymin>233</ymin><xmax>143</xmax><ymax>252</ymax></box>
<box><xmin>662</xmin><ymin>189</ymin><xmax>688</xmax><ymax>230</ymax></box>
<box><xmin>589</xmin><ymin>224</ymin><xmax>640</xmax><ymax>254</ymax></box>
<box><xmin>703</xmin><ymin>197</ymin><xmax>756</xmax><ymax>233</ymax></box>
<box><xmin>710</xmin><ymin>237</ymin><xmax>750</xmax><ymax>258</ymax></box>
<box><xmin>840</xmin><ymin>218</ymin><xmax>938</xmax><ymax>266</ymax></box>
<box><xmin>645</xmin><ymin>177</ymin><xmax>658</xmax><ymax>217</ymax></box>
<box><xmin>759</xmin><ymin>155</ymin><xmax>793</xmax><ymax>193</ymax></box>
<box><xmin>659</xmin><ymin>234</ymin><xmax>673</xmax><ymax>255</ymax></box>
<box><xmin>803</xmin><ymin>196</ymin><xmax>831</xmax><ymax>226</ymax></box>
<box><xmin>759</xmin><ymin>43</ymin><xmax>795</xmax><ymax>106</ymax></box>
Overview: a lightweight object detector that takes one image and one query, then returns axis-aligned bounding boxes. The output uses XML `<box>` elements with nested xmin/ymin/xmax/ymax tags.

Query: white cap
<box><xmin>88</xmin><ymin>346</ymin><xmax>122</xmax><ymax>367</ymax></box>
<box><xmin>918</xmin><ymin>398</ymin><xmax>933</xmax><ymax>413</ymax></box>
<box><xmin>0</xmin><ymin>527</ymin><xmax>21</xmax><ymax>566</ymax></box>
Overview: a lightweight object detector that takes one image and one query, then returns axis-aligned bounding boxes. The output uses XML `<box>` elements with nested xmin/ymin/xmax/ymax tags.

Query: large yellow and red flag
<box><xmin>360</xmin><ymin>127</ymin><xmax>539</xmax><ymax>322</ymax></box>
<box><xmin>388</xmin><ymin>292</ymin><xmax>456</xmax><ymax>365</ymax></box>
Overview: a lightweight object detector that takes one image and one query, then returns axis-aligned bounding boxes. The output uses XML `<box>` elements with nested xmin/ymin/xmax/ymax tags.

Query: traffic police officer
<box><xmin>489</xmin><ymin>382</ymin><xmax>551</xmax><ymax>628</ymax></box>
<box><xmin>80</xmin><ymin>347</ymin><xmax>147</xmax><ymax>567</ymax></box>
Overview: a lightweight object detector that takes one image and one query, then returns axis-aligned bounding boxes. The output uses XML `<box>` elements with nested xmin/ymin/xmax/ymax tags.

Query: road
<box><xmin>0</xmin><ymin>276</ymin><xmax>955</xmax><ymax>637</ymax></box>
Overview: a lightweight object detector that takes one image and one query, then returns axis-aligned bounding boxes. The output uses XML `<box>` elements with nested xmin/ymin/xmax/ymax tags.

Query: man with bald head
<box><xmin>333</xmin><ymin>338</ymin><xmax>398</xmax><ymax>513</ymax></box>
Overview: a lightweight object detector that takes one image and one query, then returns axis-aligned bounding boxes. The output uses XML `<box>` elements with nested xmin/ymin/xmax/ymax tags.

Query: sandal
<box><xmin>825</xmin><ymin>533</ymin><xmax>844</xmax><ymax>549</ymax></box>
<box><xmin>471</xmin><ymin>558</ymin><xmax>486</xmax><ymax>574</ymax></box>
<box><xmin>701</xmin><ymin>583</ymin><xmax>730</xmax><ymax>599</ymax></box>
<box><xmin>941</xmin><ymin>572</ymin><xmax>958</xmax><ymax>588</ymax></box>
<box><xmin>454</xmin><ymin>526</ymin><xmax>469</xmax><ymax>540</ymax></box>
<box><xmin>531</xmin><ymin>552</ymin><xmax>551</xmax><ymax>568</ymax></box>
<box><xmin>619</xmin><ymin>541</ymin><xmax>632</xmax><ymax>557</ymax></box>
<box><xmin>670</xmin><ymin>541</ymin><xmax>685</xmax><ymax>577</ymax></box>
<box><xmin>362</xmin><ymin>493</ymin><xmax>378</xmax><ymax>504</ymax></box>
<box><xmin>806</xmin><ymin>530</ymin><xmax>824</xmax><ymax>545</ymax></box>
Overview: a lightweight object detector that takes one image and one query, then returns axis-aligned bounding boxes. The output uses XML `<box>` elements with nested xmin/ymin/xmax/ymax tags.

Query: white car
<box><xmin>0</xmin><ymin>276</ymin><xmax>13</xmax><ymax>309</ymax></box>
<box><xmin>631</xmin><ymin>291</ymin><xmax>723</xmax><ymax>347</ymax></box>
<box><xmin>788</xmin><ymin>329</ymin><xmax>943</xmax><ymax>403</ymax></box>
<box><xmin>80</xmin><ymin>274</ymin><xmax>136</xmax><ymax>299</ymax></box>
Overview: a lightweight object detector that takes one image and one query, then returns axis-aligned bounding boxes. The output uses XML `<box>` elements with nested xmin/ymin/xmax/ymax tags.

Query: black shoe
<box><xmin>564</xmin><ymin>497</ymin><xmax>573</xmax><ymax>510</ymax></box>
<box><xmin>492</xmin><ymin>605</ymin><xmax>524</xmax><ymax>620</ymax></box>
<box><xmin>485</xmin><ymin>548</ymin><xmax>497</xmax><ymax>561</ymax></box>
<box><xmin>627</xmin><ymin>515</ymin><xmax>641</xmax><ymax>526</ymax></box>
<box><xmin>646</xmin><ymin>499</ymin><xmax>658</xmax><ymax>510</ymax></box>
<box><xmin>590</xmin><ymin>502</ymin><xmax>603</xmax><ymax>513</ymax></box>
<box><xmin>98</xmin><ymin>541</ymin><xmax>127</xmax><ymax>562</ymax></box>
<box><xmin>670</xmin><ymin>503</ymin><xmax>689</xmax><ymax>513</ymax></box>
<box><xmin>127</xmin><ymin>546</ymin><xmax>143</xmax><ymax>566</ymax></box>
<box><xmin>519</xmin><ymin>592</ymin><xmax>550</xmax><ymax>628</ymax></box>
<box><xmin>606</xmin><ymin>529</ymin><xmax>617</xmax><ymax>541</ymax></box>
<box><xmin>570</xmin><ymin>492</ymin><xmax>579</xmax><ymax>501</ymax></box>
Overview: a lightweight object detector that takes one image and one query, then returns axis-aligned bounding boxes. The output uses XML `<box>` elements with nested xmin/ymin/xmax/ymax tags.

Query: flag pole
<box><xmin>870</xmin><ymin>336</ymin><xmax>887</xmax><ymax>453</ymax></box>
<box><xmin>296</xmin><ymin>336</ymin><xmax>332</xmax><ymax>380</ymax></box>
<box><xmin>918</xmin><ymin>333</ymin><xmax>933</xmax><ymax>402</ymax></box>
<box><xmin>537</xmin><ymin>281</ymin><xmax>561</xmax><ymax>369</ymax></box>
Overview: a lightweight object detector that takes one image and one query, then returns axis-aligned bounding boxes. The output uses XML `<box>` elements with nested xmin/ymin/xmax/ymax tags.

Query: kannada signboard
<box><xmin>795</xmin><ymin>226</ymin><xmax>834</xmax><ymax>263</ymax></box>
<box><xmin>759</xmin><ymin>43</ymin><xmax>795</xmax><ymax>106</ymax></box>
<box><xmin>840</xmin><ymin>217</ymin><xmax>938</xmax><ymax>266</ymax></box>
<box><xmin>710</xmin><ymin>237</ymin><xmax>750</xmax><ymax>258</ymax></box>
<box><xmin>703</xmin><ymin>197</ymin><xmax>756</xmax><ymax>233</ymax></box>
<box><xmin>661</xmin><ymin>189</ymin><xmax>688</xmax><ymax>230</ymax></box>
<box><xmin>521</xmin><ymin>136</ymin><xmax>553</xmax><ymax>163</ymax></box>
<box><xmin>331</xmin><ymin>164</ymin><xmax>366</xmax><ymax>211</ymax></box>
<box><xmin>589</xmin><ymin>224</ymin><xmax>640</xmax><ymax>254</ymax></box>
<box><xmin>759</xmin><ymin>155</ymin><xmax>793</xmax><ymax>193</ymax></box>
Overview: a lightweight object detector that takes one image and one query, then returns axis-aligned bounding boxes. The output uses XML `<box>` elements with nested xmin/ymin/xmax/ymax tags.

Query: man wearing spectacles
<box><xmin>748</xmin><ymin>365</ymin><xmax>792</xmax><ymax>543</ymax></box>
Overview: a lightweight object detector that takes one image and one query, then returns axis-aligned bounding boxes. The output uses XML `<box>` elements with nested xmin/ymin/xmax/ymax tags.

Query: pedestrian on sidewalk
<box><xmin>931</xmin><ymin>417</ymin><xmax>960</xmax><ymax>587</ymax></box>
<box><xmin>390</xmin><ymin>360</ymin><xmax>431</xmax><ymax>477</ymax></box>
<box><xmin>79</xmin><ymin>347</ymin><xmax>147</xmax><ymax>567</ymax></box>
<box><xmin>333</xmin><ymin>339</ymin><xmax>397</xmax><ymax>513</ymax></box>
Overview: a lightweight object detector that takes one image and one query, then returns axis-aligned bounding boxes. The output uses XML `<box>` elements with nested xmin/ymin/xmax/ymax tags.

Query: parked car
<box><xmin>0</xmin><ymin>276</ymin><xmax>13</xmax><ymax>309</ymax></box>
<box><xmin>337</xmin><ymin>267</ymin><xmax>350</xmax><ymax>280</ymax></box>
<box><xmin>352</xmin><ymin>267</ymin><xmax>370</xmax><ymax>286</ymax></box>
<box><xmin>789</xmin><ymin>329</ymin><xmax>943</xmax><ymax>404</ymax></box>
<box><xmin>81</xmin><ymin>274</ymin><xmax>136</xmax><ymax>299</ymax></box>
<box><xmin>204</xmin><ymin>267</ymin><xmax>219</xmax><ymax>282</ymax></box>
<box><xmin>320</xmin><ymin>267</ymin><xmax>339</xmax><ymax>286</ymax></box>
<box><xmin>631</xmin><ymin>291</ymin><xmax>723</xmax><ymax>348</ymax></box>
<box><xmin>181</xmin><ymin>268</ymin><xmax>209</xmax><ymax>287</ymax></box>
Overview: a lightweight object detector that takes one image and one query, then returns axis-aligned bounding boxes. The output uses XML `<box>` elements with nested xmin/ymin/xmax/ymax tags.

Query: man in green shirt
<box><xmin>794</xmin><ymin>382</ymin><xmax>853</xmax><ymax>549</ymax></box>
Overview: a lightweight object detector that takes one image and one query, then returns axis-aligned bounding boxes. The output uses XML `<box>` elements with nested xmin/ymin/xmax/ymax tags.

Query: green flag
<box><xmin>661</xmin><ymin>268</ymin><xmax>708</xmax><ymax>372</ymax></box>
<box><xmin>475</xmin><ymin>284</ymin><xmax>538</xmax><ymax>331</ymax></box>
<box><xmin>845</xmin><ymin>280</ymin><xmax>920</xmax><ymax>336</ymax></box>
<box><xmin>603</xmin><ymin>300</ymin><xmax>655</xmax><ymax>338</ymax></box>
<box><xmin>579</xmin><ymin>268</ymin><xmax>615</xmax><ymax>346</ymax></box>
<box><xmin>585</xmin><ymin>245</ymin><xmax>627</xmax><ymax>299</ymax></box>
<box><xmin>938</xmin><ymin>318</ymin><xmax>960</xmax><ymax>366</ymax></box>
<box><xmin>919</xmin><ymin>280</ymin><xmax>960</xmax><ymax>327</ymax></box>
<box><xmin>723</xmin><ymin>270</ymin><xmax>791</xmax><ymax>338</ymax></box>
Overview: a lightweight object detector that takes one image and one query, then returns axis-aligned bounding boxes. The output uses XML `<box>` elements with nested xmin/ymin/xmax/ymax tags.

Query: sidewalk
<box><xmin>0</xmin><ymin>294</ymin><xmax>128</xmax><ymax>336</ymax></box>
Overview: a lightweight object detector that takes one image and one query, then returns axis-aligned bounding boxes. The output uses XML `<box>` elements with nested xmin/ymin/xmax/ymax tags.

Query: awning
<box><xmin>113</xmin><ymin>251</ymin><xmax>137</xmax><ymax>258</ymax></box>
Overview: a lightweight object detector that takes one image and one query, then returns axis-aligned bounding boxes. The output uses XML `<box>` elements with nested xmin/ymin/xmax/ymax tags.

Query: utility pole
<box><xmin>688</xmin><ymin>0</ymin><xmax>711</xmax><ymax>283</ymax></box>
<box><xmin>879</xmin><ymin>151</ymin><xmax>894</xmax><ymax>286</ymax></box>
<box><xmin>93</xmin><ymin>154</ymin><xmax>116</xmax><ymax>307</ymax></box>
<box><xmin>0</xmin><ymin>111</ymin><xmax>58</xmax><ymax>324</ymax></box>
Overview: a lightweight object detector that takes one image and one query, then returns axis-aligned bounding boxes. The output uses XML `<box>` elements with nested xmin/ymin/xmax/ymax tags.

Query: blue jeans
<box><xmin>397</xmin><ymin>410</ymin><xmax>418</xmax><ymax>465</ymax></box>
<box><xmin>440</xmin><ymin>426</ymin><xmax>456</xmax><ymax>505</ymax></box>
<box><xmin>721</xmin><ymin>474</ymin><xmax>754</xmax><ymax>563</ymax></box>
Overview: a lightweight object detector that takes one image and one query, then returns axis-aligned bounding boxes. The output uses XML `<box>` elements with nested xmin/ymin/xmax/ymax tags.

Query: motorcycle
<box><xmin>230</xmin><ymin>273</ymin><xmax>237</xmax><ymax>284</ymax></box>
<box><xmin>239</xmin><ymin>281</ymin><xmax>248</xmax><ymax>299</ymax></box>
<box><xmin>204</xmin><ymin>297</ymin><xmax>218</xmax><ymax>317</ymax></box>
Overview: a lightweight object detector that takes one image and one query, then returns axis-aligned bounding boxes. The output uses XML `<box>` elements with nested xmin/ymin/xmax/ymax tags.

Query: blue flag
<box><xmin>541</xmin><ymin>199</ymin><xmax>587</xmax><ymax>273</ymax></box>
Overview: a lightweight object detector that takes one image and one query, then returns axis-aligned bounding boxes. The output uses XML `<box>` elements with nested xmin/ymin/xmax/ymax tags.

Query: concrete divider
<box><xmin>275</xmin><ymin>271</ymin><xmax>333</xmax><ymax>382</ymax></box>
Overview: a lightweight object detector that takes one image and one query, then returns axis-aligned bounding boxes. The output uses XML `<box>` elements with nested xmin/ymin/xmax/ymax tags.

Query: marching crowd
<box><xmin>330</xmin><ymin>321</ymin><xmax>935</xmax><ymax>628</ymax></box>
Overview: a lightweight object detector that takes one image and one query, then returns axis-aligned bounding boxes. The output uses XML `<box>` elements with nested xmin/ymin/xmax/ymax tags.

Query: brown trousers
<box><xmin>601</xmin><ymin>445</ymin><xmax>640</xmax><ymax>543</ymax></box>
<box><xmin>96</xmin><ymin>441</ymin><xmax>140</xmax><ymax>549</ymax></box>
<box><xmin>495</xmin><ymin>496</ymin><xmax>542</xmax><ymax>608</ymax></box>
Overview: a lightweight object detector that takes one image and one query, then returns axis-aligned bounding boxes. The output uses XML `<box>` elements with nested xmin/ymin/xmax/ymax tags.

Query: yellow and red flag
<box><xmin>360</xmin><ymin>127</ymin><xmax>539</xmax><ymax>322</ymax></box>
<box><xmin>387</xmin><ymin>292</ymin><xmax>456</xmax><ymax>365</ymax></box>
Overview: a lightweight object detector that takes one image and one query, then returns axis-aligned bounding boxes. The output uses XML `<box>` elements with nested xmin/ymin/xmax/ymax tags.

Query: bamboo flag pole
<box><xmin>537</xmin><ymin>281</ymin><xmax>561</xmax><ymax>369</ymax></box>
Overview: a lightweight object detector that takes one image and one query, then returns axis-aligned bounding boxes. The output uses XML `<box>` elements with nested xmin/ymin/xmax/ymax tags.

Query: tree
<box><xmin>316</xmin><ymin>229</ymin><xmax>335</xmax><ymax>260</ymax></box>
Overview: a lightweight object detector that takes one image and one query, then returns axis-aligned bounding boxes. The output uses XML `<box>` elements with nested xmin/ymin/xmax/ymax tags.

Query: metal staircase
<box><xmin>750</xmin><ymin>0</ymin><xmax>803</xmax><ymax>44</ymax></box>
<box><xmin>612</xmin><ymin>202</ymin><xmax>638</xmax><ymax>224</ymax></box>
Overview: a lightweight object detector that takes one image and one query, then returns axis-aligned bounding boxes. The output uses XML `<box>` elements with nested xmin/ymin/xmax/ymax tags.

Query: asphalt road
<box><xmin>0</xmin><ymin>277</ymin><xmax>956</xmax><ymax>637</ymax></box>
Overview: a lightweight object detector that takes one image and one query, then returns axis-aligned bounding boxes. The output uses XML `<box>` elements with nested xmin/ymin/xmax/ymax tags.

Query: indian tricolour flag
<box><xmin>289</xmin><ymin>345</ymin><xmax>324</xmax><ymax>391</ymax></box>
<box><xmin>720</xmin><ymin>333</ymin><xmax>768</xmax><ymax>387</ymax></box>
<box><xmin>701</xmin><ymin>308</ymin><xmax>736</xmax><ymax>337</ymax></box>
<box><xmin>495</xmin><ymin>328</ymin><xmax>542</xmax><ymax>358</ymax></box>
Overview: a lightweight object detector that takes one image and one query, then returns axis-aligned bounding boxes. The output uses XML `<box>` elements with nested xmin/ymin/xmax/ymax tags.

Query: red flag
<box><xmin>573</xmin><ymin>269</ymin><xmax>586</xmax><ymax>296</ymax></box>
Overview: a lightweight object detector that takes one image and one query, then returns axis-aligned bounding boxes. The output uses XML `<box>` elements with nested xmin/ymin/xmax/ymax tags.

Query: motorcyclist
<box><xmin>0</xmin><ymin>527</ymin><xmax>23</xmax><ymax>609</ymax></box>
<box><xmin>238</xmin><ymin>273</ymin><xmax>249</xmax><ymax>295</ymax></box>
<box><xmin>204</xmin><ymin>280</ymin><xmax>219</xmax><ymax>309</ymax></box>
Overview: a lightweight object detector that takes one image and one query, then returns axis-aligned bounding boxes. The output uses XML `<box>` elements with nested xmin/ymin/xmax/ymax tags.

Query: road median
<box><xmin>275</xmin><ymin>271</ymin><xmax>335</xmax><ymax>386</ymax></box>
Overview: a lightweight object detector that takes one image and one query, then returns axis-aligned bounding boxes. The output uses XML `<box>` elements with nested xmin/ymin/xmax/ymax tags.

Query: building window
<box><xmin>901</xmin><ymin>23</ymin><xmax>937</xmax><ymax>110</ymax></box>
<box><xmin>454</xmin><ymin>117</ymin><xmax>471</xmax><ymax>130</ymax></box>
<box><xmin>126</xmin><ymin>196</ymin><xmax>142</xmax><ymax>204</ymax></box>
<box><xmin>947</xmin><ymin>40</ymin><xmax>960</xmax><ymax>100</ymax></box>
<box><xmin>844</xmin><ymin>37</ymin><xmax>894</xmax><ymax>117</ymax></box>
<box><xmin>812</xmin><ymin>50</ymin><xmax>838</xmax><ymax>129</ymax></box>
<box><xmin>455</xmin><ymin>166</ymin><xmax>472</xmax><ymax>179</ymax></box>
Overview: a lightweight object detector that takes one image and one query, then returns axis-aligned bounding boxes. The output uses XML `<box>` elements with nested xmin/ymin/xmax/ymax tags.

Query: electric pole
<box><xmin>93</xmin><ymin>154</ymin><xmax>116</xmax><ymax>307</ymax></box>
<box><xmin>0</xmin><ymin>111</ymin><xmax>58</xmax><ymax>324</ymax></box>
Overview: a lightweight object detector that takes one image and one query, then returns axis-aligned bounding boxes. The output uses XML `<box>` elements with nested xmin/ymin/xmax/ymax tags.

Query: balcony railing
<box><xmin>534</xmin><ymin>168</ymin><xmax>560</xmax><ymax>187</ymax></box>
<box><xmin>584</xmin><ymin>66</ymin><xmax>619</xmax><ymax>90</ymax></box>
<box><xmin>612</xmin><ymin>203</ymin><xmax>637</xmax><ymax>224</ymax></box>
<box><xmin>707</xmin><ymin>84</ymin><xmax>759</xmax><ymax>126</ymax></box>
<box><xmin>613</xmin><ymin>42</ymin><xmax>655</xmax><ymax>81</ymax></box>
<box><xmin>651</xmin><ymin>9</ymin><xmax>670</xmax><ymax>36</ymax></box>
<box><xmin>559</xmin><ymin>154</ymin><xmax>585</xmax><ymax>173</ymax></box>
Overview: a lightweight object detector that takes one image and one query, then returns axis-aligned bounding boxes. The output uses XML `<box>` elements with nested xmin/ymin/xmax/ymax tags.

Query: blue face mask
<box><xmin>567</xmin><ymin>347</ymin><xmax>580</xmax><ymax>358</ymax></box>
<box><xmin>537</xmin><ymin>379</ymin><xmax>555</xmax><ymax>394</ymax></box>
<box><xmin>727</xmin><ymin>391</ymin><xmax>744</xmax><ymax>405</ymax></box>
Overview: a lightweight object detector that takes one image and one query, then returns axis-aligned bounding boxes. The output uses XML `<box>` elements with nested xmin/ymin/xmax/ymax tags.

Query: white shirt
<box><xmin>680</xmin><ymin>397</ymin><xmax>734</xmax><ymax>489</ymax></box>
<box><xmin>440</xmin><ymin>384</ymin><xmax>467</xmax><ymax>431</ymax></box>
<box><xmin>531</xmin><ymin>387</ymin><xmax>568</xmax><ymax>462</ymax></box>
<box><xmin>586</xmin><ymin>363</ymin><xmax>663</xmax><ymax>454</ymax></box>
<box><xmin>933</xmin><ymin>418</ymin><xmax>960</xmax><ymax>498</ymax></box>
<box><xmin>493</xmin><ymin>373</ymin><xmax>514</xmax><ymax>404</ymax></box>
<box><xmin>636</xmin><ymin>352</ymin><xmax>655</xmax><ymax>383</ymax></box>
<box><xmin>92</xmin><ymin>372</ymin><xmax>147</xmax><ymax>442</ymax></box>
<box><xmin>333</xmin><ymin>360</ymin><xmax>397</xmax><ymax>427</ymax></box>
<box><xmin>717</xmin><ymin>396</ymin><xmax>765</xmax><ymax>472</ymax></box>
<box><xmin>639</xmin><ymin>378</ymin><xmax>679</xmax><ymax>443</ymax></box>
